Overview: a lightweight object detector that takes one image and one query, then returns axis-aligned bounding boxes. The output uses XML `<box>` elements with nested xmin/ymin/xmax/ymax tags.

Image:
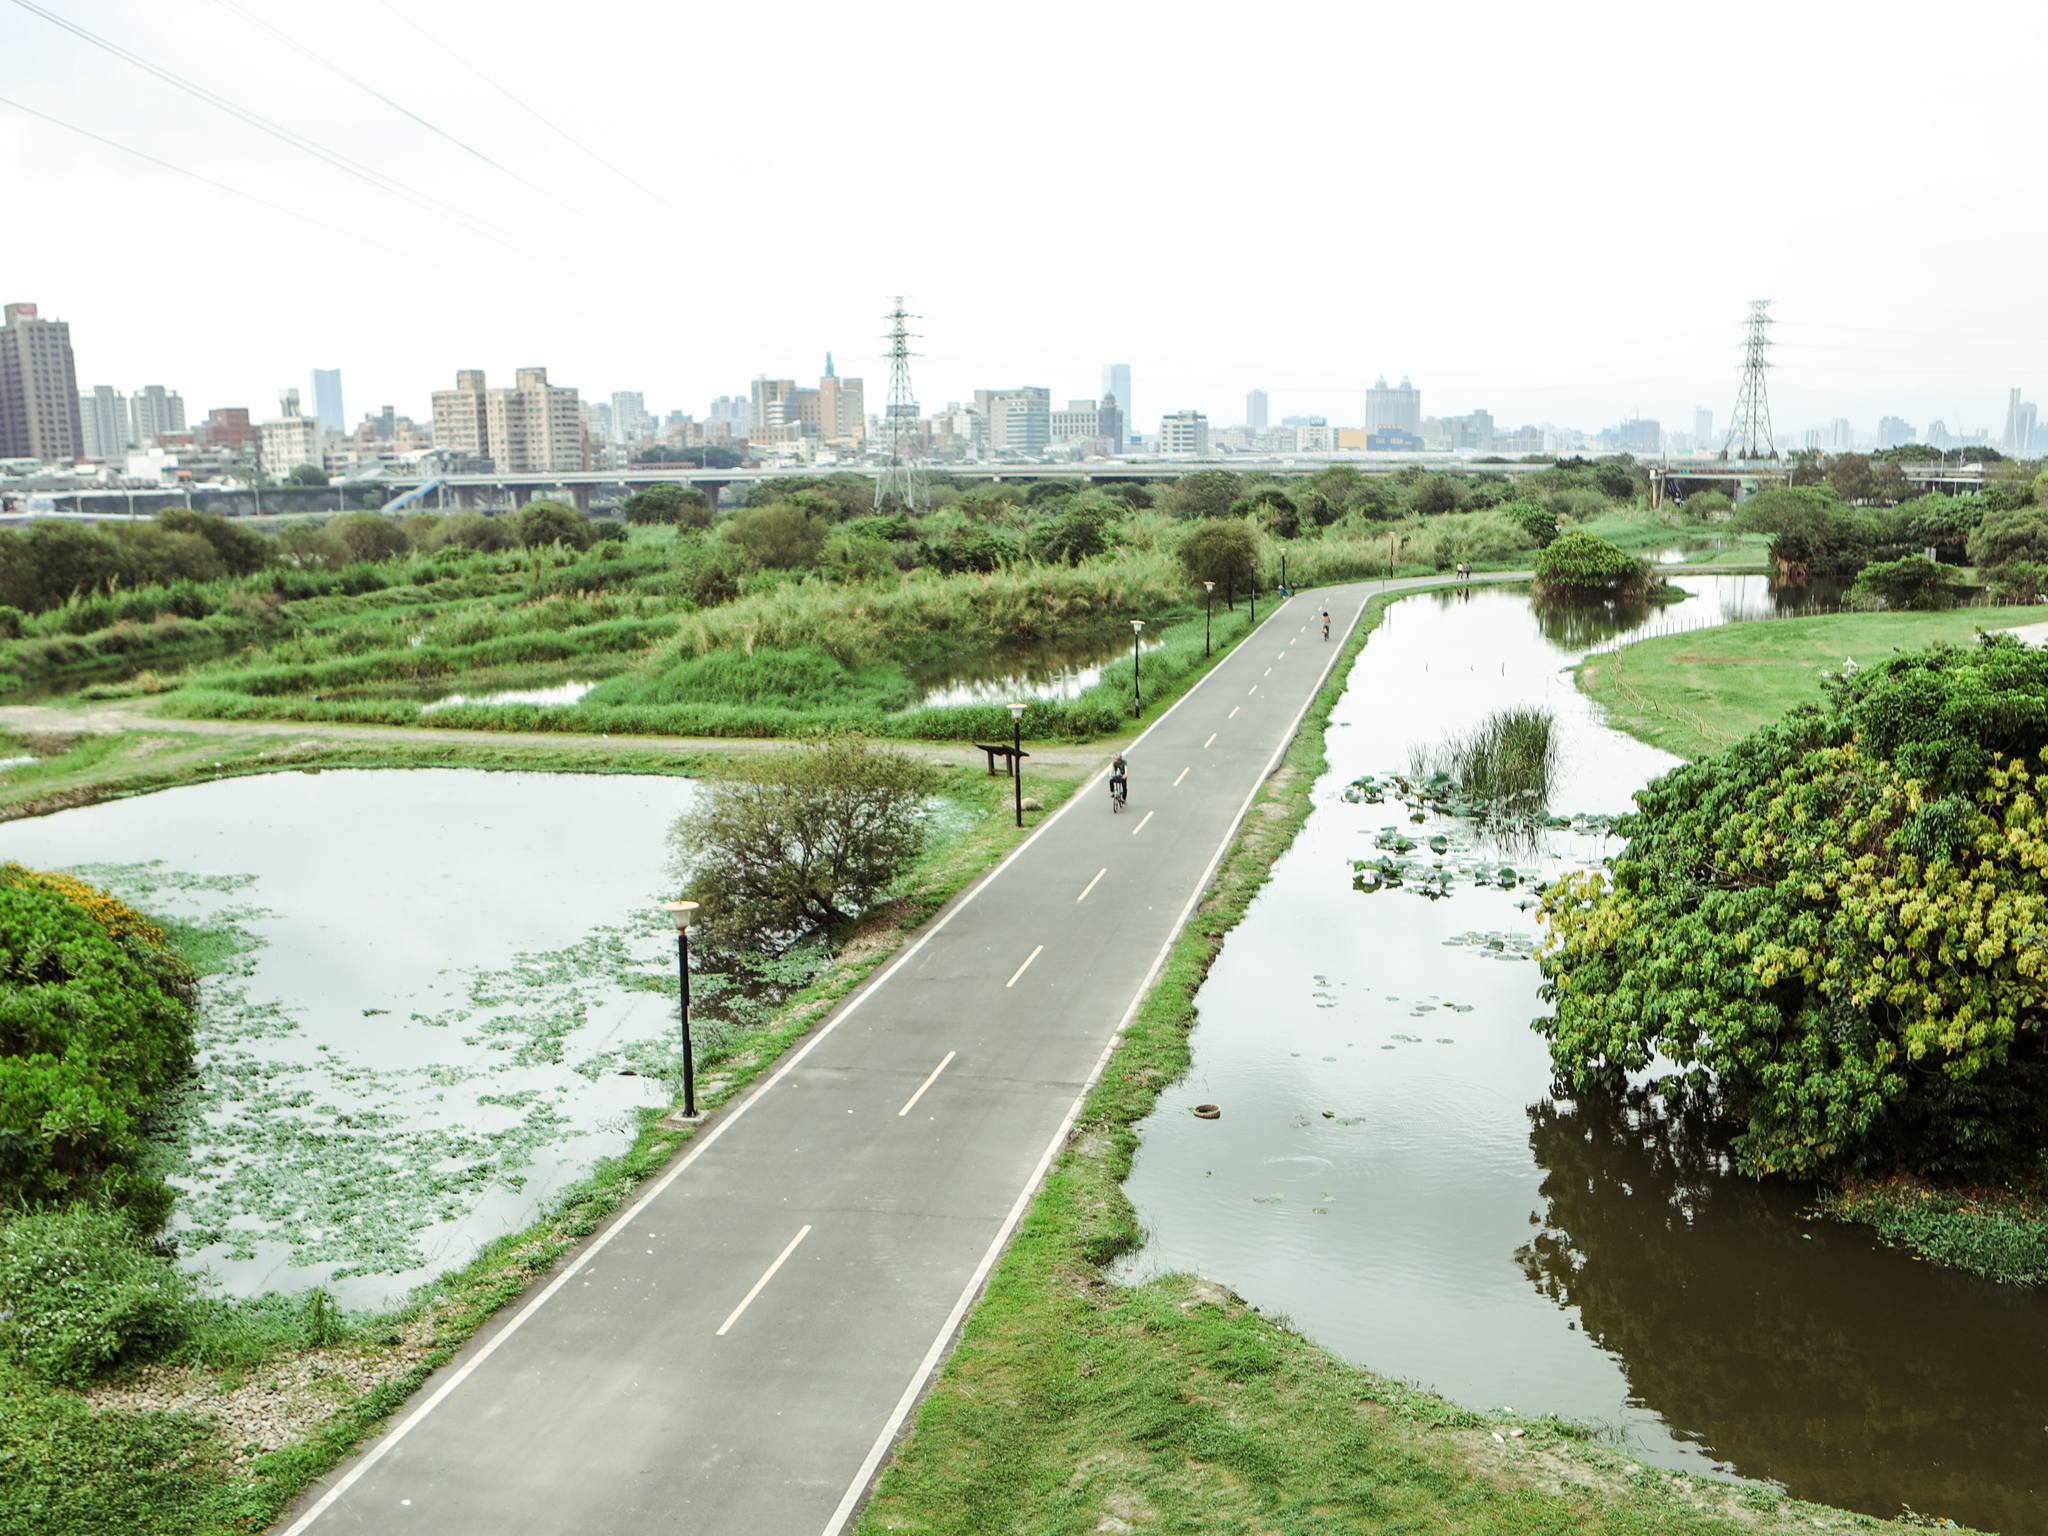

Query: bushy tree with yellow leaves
<box><xmin>1538</xmin><ymin>635</ymin><xmax>2048</xmax><ymax>1178</ymax></box>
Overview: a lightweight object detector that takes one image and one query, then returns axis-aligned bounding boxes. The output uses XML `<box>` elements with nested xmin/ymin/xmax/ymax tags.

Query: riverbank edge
<box><xmin>1573</xmin><ymin>611</ymin><xmax>2048</xmax><ymax>1289</ymax></box>
<box><xmin>850</xmin><ymin>583</ymin><xmax>1897</xmax><ymax>1536</ymax></box>
<box><xmin>5</xmin><ymin>763</ymin><xmax>1087</xmax><ymax>1536</ymax></box>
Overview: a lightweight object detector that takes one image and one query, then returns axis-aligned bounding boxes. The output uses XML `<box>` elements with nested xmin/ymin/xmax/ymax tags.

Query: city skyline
<box><xmin>2</xmin><ymin>1</ymin><xmax>2043</xmax><ymax>449</ymax></box>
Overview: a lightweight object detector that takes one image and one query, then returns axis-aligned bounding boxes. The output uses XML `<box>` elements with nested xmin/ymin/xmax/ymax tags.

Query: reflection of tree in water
<box><xmin>1521</xmin><ymin>1089</ymin><xmax>2048</xmax><ymax>1532</ymax></box>
<box><xmin>1532</xmin><ymin>598</ymin><xmax>1659</xmax><ymax>649</ymax></box>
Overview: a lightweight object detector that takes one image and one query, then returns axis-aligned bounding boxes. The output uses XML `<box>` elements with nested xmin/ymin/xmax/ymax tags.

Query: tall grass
<box><xmin>1414</xmin><ymin>706</ymin><xmax>1557</xmax><ymax>809</ymax></box>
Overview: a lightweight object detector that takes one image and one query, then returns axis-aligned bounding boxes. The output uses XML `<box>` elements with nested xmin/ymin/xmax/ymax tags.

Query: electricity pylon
<box><xmin>874</xmin><ymin>297</ymin><xmax>927</xmax><ymax>511</ymax></box>
<box><xmin>1722</xmin><ymin>300</ymin><xmax>1776</xmax><ymax>461</ymax></box>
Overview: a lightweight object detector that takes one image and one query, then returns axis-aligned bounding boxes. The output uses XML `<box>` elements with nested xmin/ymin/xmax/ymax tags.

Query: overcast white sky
<box><xmin>4</xmin><ymin>0</ymin><xmax>2044</xmax><ymax>441</ymax></box>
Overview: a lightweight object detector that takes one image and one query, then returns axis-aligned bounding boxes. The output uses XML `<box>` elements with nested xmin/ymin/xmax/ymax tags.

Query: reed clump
<box><xmin>1414</xmin><ymin>706</ymin><xmax>1558</xmax><ymax>809</ymax></box>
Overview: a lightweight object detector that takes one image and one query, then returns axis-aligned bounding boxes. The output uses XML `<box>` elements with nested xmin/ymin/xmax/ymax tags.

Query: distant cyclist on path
<box><xmin>1321</xmin><ymin>608</ymin><xmax>1331</xmax><ymax>641</ymax></box>
<box><xmin>1109</xmin><ymin>753</ymin><xmax>1129</xmax><ymax>811</ymax></box>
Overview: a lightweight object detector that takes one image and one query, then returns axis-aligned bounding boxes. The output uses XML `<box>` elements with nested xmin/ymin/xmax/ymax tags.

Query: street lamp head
<box><xmin>1006</xmin><ymin>701</ymin><xmax>1025</xmax><ymax>721</ymax></box>
<box><xmin>1203</xmin><ymin>581</ymin><xmax>1214</xmax><ymax>593</ymax></box>
<box><xmin>1130</xmin><ymin>619</ymin><xmax>1145</xmax><ymax>634</ymax></box>
<box><xmin>661</xmin><ymin>899</ymin><xmax>700</xmax><ymax>931</ymax></box>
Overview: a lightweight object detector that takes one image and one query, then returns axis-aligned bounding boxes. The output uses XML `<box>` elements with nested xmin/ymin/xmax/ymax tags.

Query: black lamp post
<box><xmin>1130</xmin><ymin>618</ymin><xmax>1146</xmax><ymax>717</ymax></box>
<box><xmin>1007</xmin><ymin>701</ymin><xmax>1025</xmax><ymax>827</ymax></box>
<box><xmin>1280</xmin><ymin>551</ymin><xmax>1287</xmax><ymax>593</ymax></box>
<box><xmin>1247</xmin><ymin>561</ymin><xmax>1255</xmax><ymax>623</ymax></box>
<box><xmin>661</xmin><ymin>899</ymin><xmax>700</xmax><ymax>1117</ymax></box>
<box><xmin>1203</xmin><ymin>580</ymin><xmax>1215</xmax><ymax>656</ymax></box>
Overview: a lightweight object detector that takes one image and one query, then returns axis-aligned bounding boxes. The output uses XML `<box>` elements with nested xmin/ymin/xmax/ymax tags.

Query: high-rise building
<box><xmin>0</xmin><ymin>302</ymin><xmax>83</xmax><ymax>463</ymax></box>
<box><xmin>2001</xmin><ymin>388</ymin><xmax>2037</xmax><ymax>456</ymax></box>
<box><xmin>129</xmin><ymin>385</ymin><xmax>185</xmax><ymax>446</ymax></box>
<box><xmin>80</xmin><ymin>385</ymin><xmax>129</xmax><ymax>459</ymax></box>
<box><xmin>708</xmin><ymin>395</ymin><xmax>751</xmax><ymax>433</ymax></box>
<box><xmin>1159</xmin><ymin>410</ymin><xmax>1210</xmax><ymax>455</ymax></box>
<box><xmin>1825</xmin><ymin>418</ymin><xmax>1854</xmax><ymax>453</ymax></box>
<box><xmin>261</xmin><ymin>389</ymin><xmax>322</xmax><ymax>474</ymax></box>
<box><xmin>1102</xmin><ymin>364</ymin><xmax>1132</xmax><ymax>444</ymax></box>
<box><xmin>1364</xmin><ymin>375</ymin><xmax>1422</xmax><ymax>436</ymax></box>
<box><xmin>1693</xmin><ymin>407</ymin><xmax>1713</xmax><ymax>451</ymax></box>
<box><xmin>195</xmin><ymin>407</ymin><xmax>260</xmax><ymax>458</ymax></box>
<box><xmin>1099</xmin><ymin>392</ymin><xmax>1124</xmax><ymax>455</ymax></box>
<box><xmin>1801</xmin><ymin>429</ymin><xmax>1821</xmax><ymax>452</ymax></box>
<box><xmin>1878</xmin><ymin>415</ymin><xmax>1915</xmax><ymax>449</ymax></box>
<box><xmin>1246</xmin><ymin>389</ymin><xmax>1268</xmax><ymax>431</ymax></box>
<box><xmin>431</xmin><ymin>367</ymin><xmax>585</xmax><ymax>472</ymax></box>
<box><xmin>610</xmin><ymin>391</ymin><xmax>650</xmax><ymax>444</ymax></box>
<box><xmin>978</xmin><ymin>388</ymin><xmax>1051</xmax><ymax>455</ymax></box>
<box><xmin>311</xmin><ymin>369</ymin><xmax>344</xmax><ymax>434</ymax></box>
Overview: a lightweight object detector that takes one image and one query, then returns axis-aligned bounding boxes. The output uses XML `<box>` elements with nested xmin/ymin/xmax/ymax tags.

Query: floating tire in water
<box><xmin>1192</xmin><ymin>1103</ymin><xmax>1222</xmax><ymax>1120</ymax></box>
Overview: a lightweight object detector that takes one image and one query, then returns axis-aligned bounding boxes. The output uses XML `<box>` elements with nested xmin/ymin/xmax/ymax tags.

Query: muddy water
<box><xmin>1114</xmin><ymin>579</ymin><xmax>2048</xmax><ymax>1532</ymax></box>
<box><xmin>0</xmin><ymin>770</ymin><xmax>698</xmax><ymax>1310</ymax></box>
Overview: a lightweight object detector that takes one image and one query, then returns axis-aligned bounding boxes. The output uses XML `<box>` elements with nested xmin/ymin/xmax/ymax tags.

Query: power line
<box><xmin>210</xmin><ymin>0</ymin><xmax>594</xmax><ymax>220</ymax></box>
<box><xmin>7</xmin><ymin>0</ymin><xmax>582</xmax><ymax>277</ymax></box>
<box><xmin>370</xmin><ymin>0</ymin><xmax>682</xmax><ymax>214</ymax></box>
<box><xmin>0</xmin><ymin>92</ymin><xmax>411</xmax><ymax>257</ymax></box>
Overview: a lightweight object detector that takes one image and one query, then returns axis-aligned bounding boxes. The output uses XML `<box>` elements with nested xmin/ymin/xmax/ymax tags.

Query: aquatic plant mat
<box><xmin>852</xmin><ymin>586</ymin><xmax>1907</xmax><ymax>1536</ymax></box>
<box><xmin>0</xmin><ymin>760</ymin><xmax>1086</xmax><ymax>1536</ymax></box>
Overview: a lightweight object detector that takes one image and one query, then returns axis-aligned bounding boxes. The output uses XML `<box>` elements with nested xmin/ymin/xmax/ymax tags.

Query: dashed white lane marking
<box><xmin>1172</xmin><ymin>767</ymin><xmax>1190</xmax><ymax>786</ymax></box>
<box><xmin>1131</xmin><ymin>811</ymin><xmax>1155</xmax><ymax>835</ymax></box>
<box><xmin>1203</xmin><ymin>733</ymin><xmax>1217</xmax><ymax>748</ymax></box>
<box><xmin>897</xmin><ymin>1053</ymin><xmax>956</xmax><ymax>1117</ymax></box>
<box><xmin>1228</xmin><ymin>707</ymin><xmax>1239</xmax><ymax>718</ymax></box>
<box><xmin>1005</xmin><ymin>945</ymin><xmax>1045</xmax><ymax>988</ymax></box>
<box><xmin>1076</xmin><ymin>868</ymin><xmax>1106</xmax><ymax>902</ymax></box>
<box><xmin>717</xmin><ymin>1226</ymin><xmax>812</xmax><ymax>1336</ymax></box>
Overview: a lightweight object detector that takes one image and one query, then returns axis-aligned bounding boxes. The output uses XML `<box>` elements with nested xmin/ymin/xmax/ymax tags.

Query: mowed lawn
<box><xmin>1579</xmin><ymin>605</ymin><xmax>2047</xmax><ymax>760</ymax></box>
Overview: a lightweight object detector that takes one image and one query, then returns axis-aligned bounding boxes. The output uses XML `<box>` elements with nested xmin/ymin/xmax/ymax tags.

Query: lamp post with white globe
<box><xmin>1130</xmin><ymin>618</ymin><xmax>1146</xmax><ymax>717</ymax></box>
<box><xmin>1007</xmin><ymin>701</ymin><xmax>1026</xmax><ymax>827</ymax></box>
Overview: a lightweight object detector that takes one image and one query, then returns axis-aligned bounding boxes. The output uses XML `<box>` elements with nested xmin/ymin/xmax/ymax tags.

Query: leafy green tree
<box><xmin>1825</xmin><ymin>453</ymin><xmax>1874</xmax><ymax>503</ymax></box>
<box><xmin>272</xmin><ymin>523</ymin><xmax>350</xmax><ymax>570</ymax></box>
<box><xmin>1176</xmin><ymin>517</ymin><xmax>1257</xmax><ymax>604</ymax></box>
<box><xmin>515</xmin><ymin>499</ymin><xmax>595</xmax><ymax>551</ymax></box>
<box><xmin>1497</xmin><ymin>499</ymin><xmax>1559</xmax><ymax>547</ymax></box>
<box><xmin>423</xmin><ymin>511</ymin><xmax>515</xmax><ymax>553</ymax></box>
<box><xmin>1849</xmin><ymin>555</ymin><xmax>1958</xmax><ymax>610</ymax></box>
<box><xmin>637</xmin><ymin>443</ymin><xmax>743</xmax><ymax>468</ymax></box>
<box><xmin>623</xmin><ymin>483</ymin><xmax>712</xmax><ymax>527</ymax></box>
<box><xmin>1408</xmin><ymin>474</ymin><xmax>1466</xmax><ymax>515</ymax></box>
<box><xmin>742</xmin><ymin>474</ymin><xmax>873</xmax><ymax>520</ymax></box>
<box><xmin>0</xmin><ymin>522</ymin><xmax>125</xmax><ymax>612</ymax></box>
<box><xmin>1537</xmin><ymin>637</ymin><xmax>2048</xmax><ymax>1179</ymax></box>
<box><xmin>1028</xmin><ymin>507</ymin><xmax>1111</xmax><ymax>566</ymax></box>
<box><xmin>1731</xmin><ymin>487</ymin><xmax>1870</xmax><ymax>578</ymax></box>
<box><xmin>156</xmin><ymin>509</ymin><xmax>268</xmax><ymax>575</ymax></box>
<box><xmin>1680</xmin><ymin>489</ymin><xmax>1734</xmax><ymax>521</ymax></box>
<box><xmin>1094</xmin><ymin>481</ymin><xmax>1154</xmax><ymax>514</ymax></box>
<box><xmin>1162</xmin><ymin>469</ymin><xmax>1245</xmax><ymax>520</ymax></box>
<box><xmin>1531</xmin><ymin>531</ymin><xmax>1648</xmax><ymax>600</ymax></box>
<box><xmin>1592</xmin><ymin>456</ymin><xmax>1644</xmax><ymax>501</ymax></box>
<box><xmin>720</xmin><ymin>502</ymin><xmax>830</xmax><ymax>569</ymax></box>
<box><xmin>1228</xmin><ymin>489</ymin><xmax>1300</xmax><ymax>539</ymax></box>
<box><xmin>1967</xmin><ymin>505</ymin><xmax>2048</xmax><ymax>571</ymax></box>
<box><xmin>286</xmin><ymin>463</ymin><xmax>330</xmax><ymax>487</ymax></box>
<box><xmin>923</xmin><ymin>524</ymin><xmax>1019</xmax><ymax>574</ymax></box>
<box><xmin>667</xmin><ymin>737</ymin><xmax>941</xmax><ymax>939</ymax></box>
<box><xmin>333</xmin><ymin>511</ymin><xmax>410</xmax><ymax>563</ymax></box>
<box><xmin>1024</xmin><ymin>480</ymin><xmax>1073</xmax><ymax>506</ymax></box>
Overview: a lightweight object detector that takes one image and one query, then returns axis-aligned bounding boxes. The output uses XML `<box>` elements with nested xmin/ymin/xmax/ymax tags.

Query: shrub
<box><xmin>667</xmin><ymin>737</ymin><xmax>941</xmax><ymax>938</ymax></box>
<box><xmin>334</xmin><ymin>512</ymin><xmax>409</xmax><ymax>564</ymax></box>
<box><xmin>1849</xmin><ymin>554</ymin><xmax>1959</xmax><ymax>610</ymax></box>
<box><xmin>1161</xmin><ymin>470</ymin><xmax>1245</xmax><ymax>520</ymax></box>
<box><xmin>515</xmin><ymin>500</ymin><xmax>594</xmax><ymax>551</ymax></box>
<box><xmin>1419</xmin><ymin>707</ymin><xmax>1556</xmax><ymax>808</ymax></box>
<box><xmin>720</xmin><ymin>503</ymin><xmax>830</xmax><ymax>569</ymax></box>
<box><xmin>1968</xmin><ymin>506</ymin><xmax>2048</xmax><ymax>573</ymax></box>
<box><xmin>1030</xmin><ymin>507</ymin><xmax>1111</xmax><ymax>566</ymax></box>
<box><xmin>623</xmin><ymin>484</ymin><xmax>712</xmax><ymax>528</ymax></box>
<box><xmin>0</xmin><ymin>866</ymin><xmax>198</xmax><ymax>1217</ymax></box>
<box><xmin>1536</xmin><ymin>636</ymin><xmax>2048</xmax><ymax>1179</ymax></box>
<box><xmin>0</xmin><ymin>1207</ymin><xmax>193</xmax><ymax>1386</ymax></box>
<box><xmin>1531</xmin><ymin>531</ymin><xmax>1649</xmax><ymax>600</ymax></box>
<box><xmin>1496</xmin><ymin>499</ymin><xmax>1559</xmax><ymax>548</ymax></box>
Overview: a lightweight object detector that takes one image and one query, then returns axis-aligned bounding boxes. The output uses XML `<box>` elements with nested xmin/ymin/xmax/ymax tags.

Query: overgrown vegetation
<box><xmin>1414</xmin><ymin>706</ymin><xmax>1558</xmax><ymax>812</ymax></box>
<box><xmin>1540</xmin><ymin>634</ymin><xmax>2048</xmax><ymax>1183</ymax></box>
<box><xmin>1531</xmin><ymin>531</ymin><xmax>1653</xmax><ymax>602</ymax></box>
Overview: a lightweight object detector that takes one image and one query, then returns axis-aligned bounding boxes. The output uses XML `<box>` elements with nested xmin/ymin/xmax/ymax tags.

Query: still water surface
<box><xmin>1115</xmin><ymin>578</ymin><xmax>2048</xmax><ymax>1532</ymax></box>
<box><xmin>0</xmin><ymin>770</ymin><xmax>697</xmax><ymax>1310</ymax></box>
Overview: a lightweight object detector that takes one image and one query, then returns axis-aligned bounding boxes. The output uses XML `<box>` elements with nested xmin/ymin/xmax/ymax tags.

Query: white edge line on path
<box><xmin>820</xmin><ymin>592</ymin><xmax>1376</xmax><ymax>1536</ymax></box>
<box><xmin>897</xmin><ymin>1051</ymin><xmax>957</xmax><ymax>1117</ymax></box>
<box><xmin>716</xmin><ymin>1225</ymin><xmax>813</xmax><ymax>1336</ymax></box>
<box><xmin>280</xmin><ymin>593</ymin><xmax>1313</xmax><ymax>1536</ymax></box>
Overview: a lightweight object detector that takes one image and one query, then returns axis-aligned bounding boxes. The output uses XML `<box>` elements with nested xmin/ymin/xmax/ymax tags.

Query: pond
<box><xmin>420</xmin><ymin>679</ymin><xmax>600</xmax><ymax>711</ymax></box>
<box><xmin>1113</xmin><ymin>577</ymin><xmax>2048</xmax><ymax>1532</ymax></box>
<box><xmin>907</xmin><ymin>625</ymin><xmax>1165</xmax><ymax>708</ymax></box>
<box><xmin>0</xmin><ymin>770</ymin><xmax>699</xmax><ymax>1310</ymax></box>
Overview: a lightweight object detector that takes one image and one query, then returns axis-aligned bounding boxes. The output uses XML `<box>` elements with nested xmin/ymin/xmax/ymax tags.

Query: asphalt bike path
<box><xmin>281</xmin><ymin>574</ymin><xmax>1516</xmax><ymax>1536</ymax></box>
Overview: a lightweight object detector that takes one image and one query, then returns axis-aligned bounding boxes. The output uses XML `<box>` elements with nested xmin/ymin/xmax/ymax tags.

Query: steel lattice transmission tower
<box><xmin>1722</xmin><ymin>299</ymin><xmax>1776</xmax><ymax>461</ymax></box>
<box><xmin>875</xmin><ymin>297</ymin><xmax>927</xmax><ymax>511</ymax></box>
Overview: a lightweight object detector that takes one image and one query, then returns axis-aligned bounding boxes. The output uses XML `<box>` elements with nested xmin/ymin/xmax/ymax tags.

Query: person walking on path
<box><xmin>1321</xmin><ymin>607</ymin><xmax>1331</xmax><ymax>641</ymax></box>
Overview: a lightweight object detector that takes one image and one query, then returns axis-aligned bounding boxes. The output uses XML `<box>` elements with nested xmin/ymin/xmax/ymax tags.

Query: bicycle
<box><xmin>1110</xmin><ymin>776</ymin><xmax>1128</xmax><ymax>813</ymax></box>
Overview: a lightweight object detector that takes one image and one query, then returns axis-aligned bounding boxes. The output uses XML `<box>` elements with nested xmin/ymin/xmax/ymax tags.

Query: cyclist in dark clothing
<box><xmin>1109</xmin><ymin>753</ymin><xmax>1129</xmax><ymax>810</ymax></box>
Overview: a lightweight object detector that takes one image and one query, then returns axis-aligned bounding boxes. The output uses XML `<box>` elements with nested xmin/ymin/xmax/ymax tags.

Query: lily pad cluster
<box><xmin>1350</xmin><ymin>824</ymin><xmax>1543</xmax><ymax>900</ymax></box>
<box><xmin>1343</xmin><ymin>773</ymin><xmax>1618</xmax><ymax>837</ymax></box>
